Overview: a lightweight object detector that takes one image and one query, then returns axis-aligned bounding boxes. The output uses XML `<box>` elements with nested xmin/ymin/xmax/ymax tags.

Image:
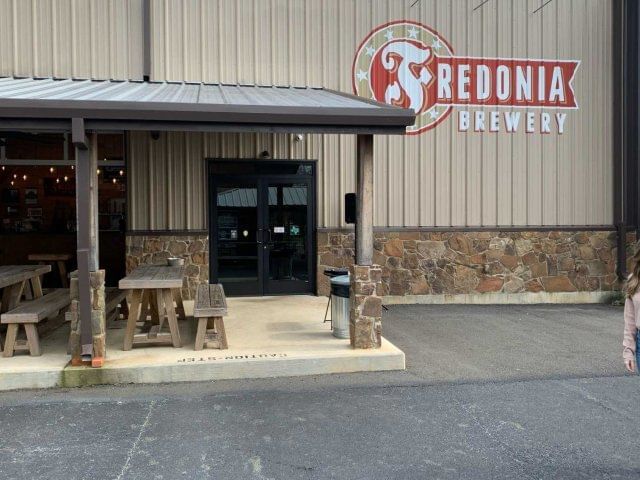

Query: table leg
<box><xmin>2</xmin><ymin>324</ymin><xmax>18</xmax><ymax>357</ymax></box>
<box><xmin>119</xmin><ymin>297</ymin><xmax>129</xmax><ymax>320</ymax></box>
<box><xmin>57</xmin><ymin>260</ymin><xmax>69</xmax><ymax>288</ymax></box>
<box><xmin>123</xmin><ymin>289</ymin><xmax>143</xmax><ymax>351</ymax></box>
<box><xmin>173</xmin><ymin>289</ymin><xmax>186</xmax><ymax>320</ymax></box>
<box><xmin>154</xmin><ymin>288</ymin><xmax>165</xmax><ymax>331</ymax></box>
<box><xmin>214</xmin><ymin>317</ymin><xmax>228</xmax><ymax>350</ymax></box>
<box><xmin>30</xmin><ymin>275</ymin><xmax>43</xmax><ymax>298</ymax></box>
<box><xmin>149</xmin><ymin>290</ymin><xmax>161</xmax><ymax>326</ymax></box>
<box><xmin>1</xmin><ymin>281</ymin><xmax>25</xmax><ymax>313</ymax></box>
<box><xmin>24</xmin><ymin>324</ymin><xmax>41</xmax><ymax>356</ymax></box>
<box><xmin>1</xmin><ymin>285</ymin><xmax>10</xmax><ymax>313</ymax></box>
<box><xmin>162</xmin><ymin>289</ymin><xmax>181</xmax><ymax>348</ymax></box>
<box><xmin>140</xmin><ymin>289</ymin><xmax>150</xmax><ymax>324</ymax></box>
<box><xmin>23</xmin><ymin>282</ymin><xmax>33</xmax><ymax>300</ymax></box>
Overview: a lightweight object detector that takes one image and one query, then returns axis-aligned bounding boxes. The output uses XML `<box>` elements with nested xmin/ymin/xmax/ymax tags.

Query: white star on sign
<box><xmin>356</xmin><ymin>69</ymin><xmax>368</xmax><ymax>82</ymax></box>
<box><xmin>431</xmin><ymin>38</ymin><xmax>442</xmax><ymax>50</ymax></box>
<box><xmin>407</xmin><ymin>27</ymin><xmax>419</xmax><ymax>39</ymax></box>
<box><xmin>365</xmin><ymin>45</ymin><xmax>376</xmax><ymax>57</ymax></box>
<box><xmin>384</xmin><ymin>29</ymin><xmax>394</xmax><ymax>41</ymax></box>
<box><xmin>429</xmin><ymin>108</ymin><xmax>439</xmax><ymax>119</ymax></box>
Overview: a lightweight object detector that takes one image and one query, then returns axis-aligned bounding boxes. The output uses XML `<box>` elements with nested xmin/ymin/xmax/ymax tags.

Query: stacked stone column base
<box><xmin>69</xmin><ymin>269</ymin><xmax>106</xmax><ymax>368</ymax></box>
<box><xmin>349</xmin><ymin>264</ymin><xmax>382</xmax><ymax>349</ymax></box>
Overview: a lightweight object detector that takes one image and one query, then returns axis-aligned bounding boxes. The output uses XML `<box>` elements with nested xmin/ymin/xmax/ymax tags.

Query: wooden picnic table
<box><xmin>28</xmin><ymin>253</ymin><xmax>72</xmax><ymax>288</ymax></box>
<box><xmin>0</xmin><ymin>265</ymin><xmax>51</xmax><ymax>314</ymax></box>
<box><xmin>119</xmin><ymin>265</ymin><xmax>186</xmax><ymax>350</ymax></box>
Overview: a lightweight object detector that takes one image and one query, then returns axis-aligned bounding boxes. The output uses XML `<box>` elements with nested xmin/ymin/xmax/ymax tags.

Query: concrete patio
<box><xmin>0</xmin><ymin>295</ymin><xmax>405</xmax><ymax>391</ymax></box>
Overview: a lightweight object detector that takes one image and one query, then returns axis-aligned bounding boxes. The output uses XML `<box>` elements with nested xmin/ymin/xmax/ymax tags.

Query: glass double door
<box><xmin>211</xmin><ymin>175</ymin><xmax>314</xmax><ymax>296</ymax></box>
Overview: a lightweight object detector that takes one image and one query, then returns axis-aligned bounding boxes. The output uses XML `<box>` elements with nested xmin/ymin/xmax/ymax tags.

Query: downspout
<box><xmin>143</xmin><ymin>0</ymin><xmax>151</xmax><ymax>81</ymax></box>
<box><xmin>614</xmin><ymin>0</ymin><xmax>627</xmax><ymax>280</ymax></box>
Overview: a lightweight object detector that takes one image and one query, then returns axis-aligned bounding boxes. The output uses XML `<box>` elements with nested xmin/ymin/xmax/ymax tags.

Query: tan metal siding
<box><xmin>127</xmin><ymin>131</ymin><xmax>321</xmax><ymax>230</ymax></box>
<box><xmin>0</xmin><ymin>0</ymin><xmax>144</xmax><ymax>80</ymax></box>
<box><xmin>128</xmin><ymin>0</ymin><xmax>613</xmax><ymax>229</ymax></box>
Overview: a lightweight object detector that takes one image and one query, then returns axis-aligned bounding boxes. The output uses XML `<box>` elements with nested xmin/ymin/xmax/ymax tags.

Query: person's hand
<box><xmin>625</xmin><ymin>358</ymin><xmax>637</xmax><ymax>373</ymax></box>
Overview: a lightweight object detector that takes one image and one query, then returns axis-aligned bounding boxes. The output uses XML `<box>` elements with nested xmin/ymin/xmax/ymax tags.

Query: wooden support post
<box><xmin>356</xmin><ymin>134</ymin><xmax>374</xmax><ymax>266</ymax></box>
<box><xmin>351</xmin><ymin>135</ymin><xmax>381</xmax><ymax>349</ymax></box>
<box><xmin>74</xmin><ymin>119</ymin><xmax>100</xmax><ymax>357</ymax></box>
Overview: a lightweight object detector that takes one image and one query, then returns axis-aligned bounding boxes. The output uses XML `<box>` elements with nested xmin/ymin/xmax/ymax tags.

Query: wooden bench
<box><xmin>106</xmin><ymin>288</ymin><xmax>129</xmax><ymax>324</ymax></box>
<box><xmin>2</xmin><ymin>288</ymin><xmax>70</xmax><ymax>356</ymax></box>
<box><xmin>193</xmin><ymin>284</ymin><xmax>228</xmax><ymax>351</ymax></box>
<box><xmin>65</xmin><ymin>287</ymin><xmax>129</xmax><ymax>326</ymax></box>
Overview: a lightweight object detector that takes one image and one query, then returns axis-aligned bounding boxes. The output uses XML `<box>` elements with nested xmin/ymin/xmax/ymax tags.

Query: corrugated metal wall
<box><xmin>126</xmin><ymin>0</ymin><xmax>614</xmax><ymax>229</ymax></box>
<box><xmin>0</xmin><ymin>0</ymin><xmax>613</xmax><ymax>229</ymax></box>
<box><xmin>0</xmin><ymin>0</ymin><xmax>144</xmax><ymax>80</ymax></box>
<box><xmin>127</xmin><ymin>131</ymin><xmax>321</xmax><ymax>230</ymax></box>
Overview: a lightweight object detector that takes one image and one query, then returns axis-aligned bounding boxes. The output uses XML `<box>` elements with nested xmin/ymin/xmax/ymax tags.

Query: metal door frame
<box><xmin>209</xmin><ymin>175</ymin><xmax>264</xmax><ymax>296</ymax></box>
<box><xmin>207</xmin><ymin>159</ymin><xmax>317</xmax><ymax>296</ymax></box>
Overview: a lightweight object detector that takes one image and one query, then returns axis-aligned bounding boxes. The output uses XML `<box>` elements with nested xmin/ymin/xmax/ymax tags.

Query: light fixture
<box><xmin>56</xmin><ymin>178</ymin><xmax>60</xmax><ymax>184</ymax></box>
<box><xmin>97</xmin><ymin>168</ymin><xmax>101</xmax><ymax>175</ymax></box>
<box><xmin>1</xmin><ymin>166</ymin><xmax>5</xmax><ymax>171</ymax></box>
<box><xmin>112</xmin><ymin>178</ymin><xmax>117</xmax><ymax>184</ymax></box>
<box><xmin>22</xmin><ymin>174</ymin><xmax>27</xmax><ymax>180</ymax></box>
<box><xmin>13</xmin><ymin>173</ymin><xmax>17</xmax><ymax>179</ymax></box>
<box><xmin>49</xmin><ymin>167</ymin><xmax>55</xmax><ymax>173</ymax></box>
<box><xmin>64</xmin><ymin>175</ymin><xmax>69</xmax><ymax>182</ymax></box>
<box><xmin>119</xmin><ymin>170</ymin><xmax>124</xmax><ymax>176</ymax></box>
<box><xmin>10</xmin><ymin>180</ymin><xmax>14</xmax><ymax>186</ymax></box>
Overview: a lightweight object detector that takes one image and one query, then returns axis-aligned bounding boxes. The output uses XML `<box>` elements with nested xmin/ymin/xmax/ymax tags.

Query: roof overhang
<box><xmin>0</xmin><ymin>78</ymin><xmax>415</xmax><ymax>135</ymax></box>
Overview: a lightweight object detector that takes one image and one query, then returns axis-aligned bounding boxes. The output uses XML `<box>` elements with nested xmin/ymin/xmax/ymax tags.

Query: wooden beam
<box><xmin>356</xmin><ymin>134</ymin><xmax>374</xmax><ymax>265</ymax></box>
<box><xmin>89</xmin><ymin>132</ymin><xmax>99</xmax><ymax>270</ymax></box>
<box><xmin>75</xmin><ymin>126</ymin><xmax>99</xmax><ymax>356</ymax></box>
<box><xmin>76</xmin><ymin>132</ymin><xmax>99</xmax><ymax>271</ymax></box>
<box><xmin>71</xmin><ymin>118</ymin><xmax>87</xmax><ymax>150</ymax></box>
<box><xmin>76</xmin><ymin>250</ymin><xmax>92</xmax><ymax>355</ymax></box>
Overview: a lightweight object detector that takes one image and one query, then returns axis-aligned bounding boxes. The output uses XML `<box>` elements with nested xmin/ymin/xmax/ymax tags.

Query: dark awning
<box><xmin>0</xmin><ymin>77</ymin><xmax>415</xmax><ymax>134</ymax></box>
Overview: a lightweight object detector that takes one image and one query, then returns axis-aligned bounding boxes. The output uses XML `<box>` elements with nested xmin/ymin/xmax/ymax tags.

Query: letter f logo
<box><xmin>371</xmin><ymin>40</ymin><xmax>434</xmax><ymax>114</ymax></box>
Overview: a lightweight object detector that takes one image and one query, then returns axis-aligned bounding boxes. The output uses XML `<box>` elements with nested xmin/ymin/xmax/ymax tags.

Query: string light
<box><xmin>63</xmin><ymin>175</ymin><xmax>69</xmax><ymax>182</ymax></box>
<box><xmin>56</xmin><ymin>178</ymin><xmax>60</xmax><ymax>184</ymax></box>
<box><xmin>13</xmin><ymin>173</ymin><xmax>17</xmax><ymax>179</ymax></box>
<box><xmin>22</xmin><ymin>174</ymin><xmax>27</xmax><ymax>180</ymax></box>
<box><xmin>1</xmin><ymin>166</ymin><xmax>5</xmax><ymax>170</ymax></box>
<box><xmin>97</xmin><ymin>168</ymin><xmax>101</xmax><ymax>175</ymax></box>
<box><xmin>119</xmin><ymin>170</ymin><xmax>124</xmax><ymax>176</ymax></box>
<box><xmin>49</xmin><ymin>167</ymin><xmax>55</xmax><ymax>173</ymax></box>
<box><xmin>10</xmin><ymin>180</ymin><xmax>14</xmax><ymax>186</ymax></box>
<box><xmin>112</xmin><ymin>178</ymin><xmax>117</xmax><ymax>184</ymax></box>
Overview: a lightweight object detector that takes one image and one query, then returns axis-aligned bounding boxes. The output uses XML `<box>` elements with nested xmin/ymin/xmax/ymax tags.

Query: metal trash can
<box><xmin>330</xmin><ymin>274</ymin><xmax>350</xmax><ymax>339</ymax></box>
<box><xmin>323</xmin><ymin>267</ymin><xmax>349</xmax><ymax>279</ymax></box>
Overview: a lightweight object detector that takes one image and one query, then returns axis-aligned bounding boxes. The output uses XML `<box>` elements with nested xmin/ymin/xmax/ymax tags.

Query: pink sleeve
<box><xmin>623</xmin><ymin>297</ymin><xmax>638</xmax><ymax>361</ymax></box>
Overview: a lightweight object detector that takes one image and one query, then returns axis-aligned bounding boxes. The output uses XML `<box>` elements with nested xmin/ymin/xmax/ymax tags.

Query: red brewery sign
<box><xmin>352</xmin><ymin>20</ymin><xmax>580</xmax><ymax>135</ymax></box>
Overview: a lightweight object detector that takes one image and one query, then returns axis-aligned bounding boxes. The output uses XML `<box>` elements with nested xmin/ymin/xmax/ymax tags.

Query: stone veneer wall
<box><xmin>318</xmin><ymin>230</ymin><xmax>637</xmax><ymax>299</ymax></box>
<box><xmin>127</xmin><ymin>230</ymin><xmax>637</xmax><ymax>302</ymax></box>
<box><xmin>126</xmin><ymin>234</ymin><xmax>209</xmax><ymax>300</ymax></box>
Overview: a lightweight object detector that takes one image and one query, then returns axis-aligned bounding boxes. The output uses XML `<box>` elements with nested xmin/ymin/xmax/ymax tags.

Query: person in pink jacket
<box><xmin>623</xmin><ymin>250</ymin><xmax>640</xmax><ymax>373</ymax></box>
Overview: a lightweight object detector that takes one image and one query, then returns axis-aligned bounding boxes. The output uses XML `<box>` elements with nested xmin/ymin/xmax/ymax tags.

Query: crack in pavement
<box><xmin>114</xmin><ymin>399</ymin><xmax>156</xmax><ymax>480</ymax></box>
<box><xmin>558</xmin><ymin>380</ymin><xmax>636</xmax><ymax>418</ymax></box>
<box><xmin>451</xmin><ymin>398</ymin><xmax>539</xmax><ymax>480</ymax></box>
